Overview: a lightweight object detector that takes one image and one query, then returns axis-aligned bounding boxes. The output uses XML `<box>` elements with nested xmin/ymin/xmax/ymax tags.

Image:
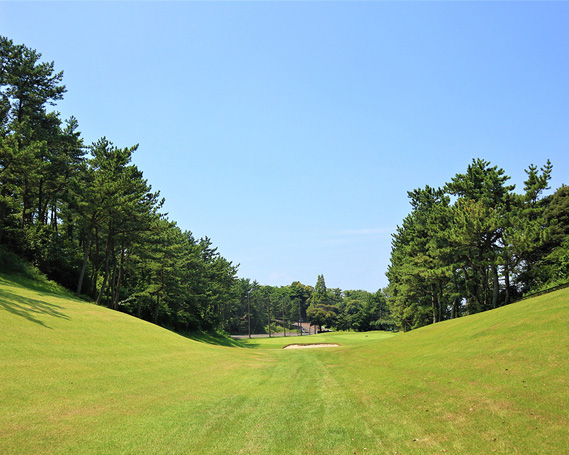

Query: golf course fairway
<box><xmin>1</xmin><ymin>274</ymin><xmax>568</xmax><ymax>454</ymax></box>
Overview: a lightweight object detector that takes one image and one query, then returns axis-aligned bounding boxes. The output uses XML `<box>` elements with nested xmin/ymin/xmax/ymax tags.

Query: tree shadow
<box><xmin>181</xmin><ymin>330</ymin><xmax>257</xmax><ymax>348</ymax></box>
<box><xmin>0</xmin><ymin>288</ymin><xmax>70</xmax><ymax>329</ymax></box>
<box><xmin>0</xmin><ymin>273</ymin><xmax>71</xmax><ymax>297</ymax></box>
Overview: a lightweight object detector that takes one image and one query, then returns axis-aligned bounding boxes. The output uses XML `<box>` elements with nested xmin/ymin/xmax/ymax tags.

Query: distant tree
<box><xmin>289</xmin><ymin>281</ymin><xmax>313</xmax><ymax>322</ymax></box>
<box><xmin>306</xmin><ymin>304</ymin><xmax>337</xmax><ymax>332</ymax></box>
<box><xmin>311</xmin><ymin>274</ymin><xmax>328</xmax><ymax>306</ymax></box>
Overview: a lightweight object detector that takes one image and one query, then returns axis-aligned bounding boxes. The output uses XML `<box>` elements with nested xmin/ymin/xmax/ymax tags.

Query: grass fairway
<box><xmin>1</xmin><ymin>274</ymin><xmax>568</xmax><ymax>454</ymax></box>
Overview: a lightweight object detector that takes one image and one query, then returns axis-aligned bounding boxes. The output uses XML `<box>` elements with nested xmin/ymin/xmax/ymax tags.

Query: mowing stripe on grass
<box><xmin>1</xmin><ymin>274</ymin><xmax>568</xmax><ymax>454</ymax></box>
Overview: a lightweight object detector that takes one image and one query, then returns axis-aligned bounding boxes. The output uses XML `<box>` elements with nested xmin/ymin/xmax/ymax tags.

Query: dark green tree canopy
<box><xmin>0</xmin><ymin>36</ymin><xmax>238</xmax><ymax>333</ymax></box>
<box><xmin>387</xmin><ymin>158</ymin><xmax>565</xmax><ymax>332</ymax></box>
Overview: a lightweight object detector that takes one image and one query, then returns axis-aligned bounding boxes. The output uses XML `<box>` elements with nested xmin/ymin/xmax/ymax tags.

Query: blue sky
<box><xmin>2</xmin><ymin>2</ymin><xmax>568</xmax><ymax>292</ymax></box>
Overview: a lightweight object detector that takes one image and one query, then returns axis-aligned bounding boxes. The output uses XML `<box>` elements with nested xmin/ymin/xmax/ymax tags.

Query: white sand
<box><xmin>283</xmin><ymin>343</ymin><xmax>339</xmax><ymax>349</ymax></box>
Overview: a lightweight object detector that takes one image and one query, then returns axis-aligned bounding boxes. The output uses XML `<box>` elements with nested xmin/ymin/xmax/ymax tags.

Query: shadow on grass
<box><xmin>0</xmin><ymin>273</ymin><xmax>72</xmax><ymax>298</ymax></box>
<box><xmin>180</xmin><ymin>330</ymin><xmax>261</xmax><ymax>348</ymax></box>
<box><xmin>0</xmin><ymin>288</ymin><xmax>70</xmax><ymax>329</ymax></box>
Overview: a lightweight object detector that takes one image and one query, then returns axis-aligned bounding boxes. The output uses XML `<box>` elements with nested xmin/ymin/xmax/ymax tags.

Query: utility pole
<box><xmin>282</xmin><ymin>295</ymin><xmax>286</xmax><ymax>337</ymax></box>
<box><xmin>299</xmin><ymin>299</ymin><xmax>302</xmax><ymax>336</ymax></box>
<box><xmin>267</xmin><ymin>295</ymin><xmax>272</xmax><ymax>338</ymax></box>
<box><xmin>247</xmin><ymin>291</ymin><xmax>251</xmax><ymax>339</ymax></box>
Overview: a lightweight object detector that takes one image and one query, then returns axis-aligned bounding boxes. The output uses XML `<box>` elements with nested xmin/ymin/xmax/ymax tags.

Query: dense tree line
<box><xmin>0</xmin><ymin>37</ymin><xmax>238</xmax><ymax>331</ymax></box>
<box><xmin>224</xmin><ymin>274</ymin><xmax>393</xmax><ymax>335</ymax></box>
<box><xmin>386</xmin><ymin>158</ymin><xmax>569</xmax><ymax>331</ymax></box>
<box><xmin>0</xmin><ymin>37</ymin><xmax>394</xmax><ymax>335</ymax></box>
<box><xmin>11</xmin><ymin>37</ymin><xmax>564</xmax><ymax>337</ymax></box>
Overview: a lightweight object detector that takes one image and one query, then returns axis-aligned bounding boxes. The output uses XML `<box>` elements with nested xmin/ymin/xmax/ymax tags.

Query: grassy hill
<box><xmin>1</xmin><ymin>274</ymin><xmax>567</xmax><ymax>454</ymax></box>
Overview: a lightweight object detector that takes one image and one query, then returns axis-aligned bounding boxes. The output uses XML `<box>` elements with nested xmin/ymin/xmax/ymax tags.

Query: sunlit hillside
<box><xmin>1</xmin><ymin>274</ymin><xmax>567</xmax><ymax>454</ymax></box>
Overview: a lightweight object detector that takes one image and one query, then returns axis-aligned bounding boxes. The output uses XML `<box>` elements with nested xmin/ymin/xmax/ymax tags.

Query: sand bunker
<box><xmin>283</xmin><ymin>343</ymin><xmax>340</xmax><ymax>349</ymax></box>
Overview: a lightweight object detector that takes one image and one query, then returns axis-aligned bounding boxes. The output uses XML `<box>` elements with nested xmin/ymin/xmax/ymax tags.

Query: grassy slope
<box><xmin>1</xmin><ymin>274</ymin><xmax>568</xmax><ymax>454</ymax></box>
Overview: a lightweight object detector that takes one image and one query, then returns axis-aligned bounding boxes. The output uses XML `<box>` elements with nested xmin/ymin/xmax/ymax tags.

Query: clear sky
<box><xmin>2</xmin><ymin>2</ymin><xmax>568</xmax><ymax>292</ymax></box>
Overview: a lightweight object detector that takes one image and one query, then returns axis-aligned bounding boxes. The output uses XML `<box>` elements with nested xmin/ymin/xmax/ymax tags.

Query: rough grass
<box><xmin>1</xmin><ymin>273</ymin><xmax>568</xmax><ymax>454</ymax></box>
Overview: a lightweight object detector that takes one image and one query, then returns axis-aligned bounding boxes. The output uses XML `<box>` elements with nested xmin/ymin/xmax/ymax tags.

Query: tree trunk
<box><xmin>96</xmin><ymin>233</ymin><xmax>112</xmax><ymax>306</ymax></box>
<box><xmin>0</xmin><ymin>199</ymin><xmax>6</xmax><ymax>244</ymax></box>
<box><xmin>37</xmin><ymin>177</ymin><xmax>45</xmax><ymax>224</ymax></box>
<box><xmin>91</xmin><ymin>228</ymin><xmax>100</xmax><ymax>297</ymax></box>
<box><xmin>50</xmin><ymin>200</ymin><xmax>57</xmax><ymax>229</ymax></box>
<box><xmin>504</xmin><ymin>263</ymin><xmax>511</xmax><ymax>305</ymax></box>
<box><xmin>491</xmin><ymin>263</ymin><xmax>499</xmax><ymax>308</ymax></box>
<box><xmin>452</xmin><ymin>270</ymin><xmax>461</xmax><ymax>318</ymax></box>
<box><xmin>154</xmin><ymin>293</ymin><xmax>160</xmax><ymax>324</ymax></box>
<box><xmin>247</xmin><ymin>293</ymin><xmax>251</xmax><ymax>339</ymax></box>
<box><xmin>154</xmin><ymin>268</ymin><xmax>164</xmax><ymax>324</ymax></box>
<box><xmin>20</xmin><ymin>176</ymin><xmax>29</xmax><ymax>228</ymax></box>
<box><xmin>463</xmin><ymin>267</ymin><xmax>480</xmax><ymax>314</ymax></box>
<box><xmin>96</xmin><ymin>264</ymin><xmax>108</xmax><ymax>306</ymax></box>
<box><xmin>41</xmin><ymin>198</ymin><xmax>50</xmax><ymax>226</ymax></box>
<box><xmin>267</xmin><ymin>296</ymin><xmax>271</xmax><ymax>338</ymax></box>
<box><xmin>113</xmin><ymin>245</ymin><xmax>126</xmax><ymax>310</ymax></box>
<box><xmin>481</xmin><ymin>266</ymin><xmax>489</xmax><ymax>311</ymax></box>
<box><xmin>438</xmin><ymin>285</ymin><xmax>444</xmax><ymax>322</ymax></box>
<box><xmin>282</xmin><ymin>296</ymin><xmax>286</xmax><ymax>337</ymax></box>
<box><xmin>110</xmin><ymin>253</ymin><xmax>118</xmax><ymax>310</ymax></box>
<box><xmin>299</xmin><ymin>299</ymin><xmax>302</xmax><ymax>336</ymax></box>
<box><xmin>76</xmin><ymin>229</ymin><xmax>92</xmax><ymax>295</ymax></box>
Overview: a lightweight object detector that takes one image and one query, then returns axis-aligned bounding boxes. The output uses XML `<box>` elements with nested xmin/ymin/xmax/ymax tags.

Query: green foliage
<box><xmin>0</xmin><ymin>249</ymin><xmax>70</xmax><ymax>295</ymax></box>
<box><xmin>387</xmin><ymin>158</ymin><xmax>567</xmax><ymax>331</ymax></box>
<box><xmin>306</xmin><ymin>303</ymin><xmax>337</xmax><ymax>330</ymax></box>
<box><xmin>311</xmin><ymin>274</ymin><xmax>328</xmax><ymax>306</ymax></box>
<box><xmin>225</xmin><ymin>274</ymin><xmax>393</xmax><ymax>336</ymax></box>
<box><xmin>0</xmin><ymin>245</ymin><xmax>46</xmax><ymax>279</ymax></box>
<box><xmin>0</xmin><ymin>36</ymin><xmax>237</xmax><ymax>332</ymax></box>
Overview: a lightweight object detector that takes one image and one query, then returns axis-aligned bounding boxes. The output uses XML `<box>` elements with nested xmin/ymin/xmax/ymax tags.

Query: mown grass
<box><xmin>1</xmin><ymin>273</ymin><xmax>568</xmax><ymax>454</ymax></box>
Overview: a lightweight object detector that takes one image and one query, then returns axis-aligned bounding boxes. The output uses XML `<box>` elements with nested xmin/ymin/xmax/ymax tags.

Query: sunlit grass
<box><xmin>236</xmin><ymin>329</ymin><xmax>396</xmax><ymax>349</ymax></box>
<box><xmin>1</xmin><ymin>274</ymin><xmax>568</xmax><ymax>454</ymax></box>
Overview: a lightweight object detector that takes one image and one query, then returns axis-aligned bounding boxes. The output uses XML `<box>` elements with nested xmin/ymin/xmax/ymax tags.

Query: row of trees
<box><xmin>12</xmin><ymin>36</ymin><xmax>565</xmax><ymax>337</ymax></box>
<box><xmin>0</xmin><ymin>36</ymin><xmax>238</xmax><ymax>331</ymax></box>
<box><xmin>224</xmin><ymin>274</ymin><xmax>393</xmax><ymax>336</ymax></box>
<box><xmin>0</xmin><ymin>36</ymin><xmax>394</xmax><ymax>335</ymax></box>
<box><xmin>386</xmin><ymin>158</ymin><xmax>568</xmax><ymax>331</ymax></box>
